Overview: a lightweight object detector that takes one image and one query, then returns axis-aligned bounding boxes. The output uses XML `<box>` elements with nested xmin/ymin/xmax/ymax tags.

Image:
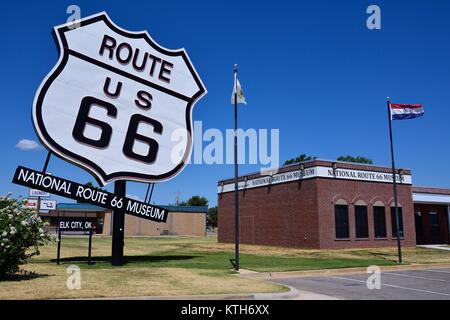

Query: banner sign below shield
<box><xmin>13</xmin><ymin>166</ymin><xmax>168</xmax><ymax>223</ymax></box>
<box><xmin>32</xmin><ymin>12</ymin><xmax>206</xmax><ymax>186</ymax></box>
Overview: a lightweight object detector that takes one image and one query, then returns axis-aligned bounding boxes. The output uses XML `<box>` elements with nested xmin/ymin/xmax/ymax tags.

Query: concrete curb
<box><xmin>253</xmin><ymin>285</ymin><xmax>299</xmax><ymax>300</ymax></box>
<box><xmin>239</xmin><ymin>263</ymin><xmax>450</xmax><ymax>280</ymax></box>
<box><xmin>74</xmin><ymin>285</ymin><xmax>298</xmax><ymax>300</ymax></box>
<box><xmin>417</xmin><ymin>245</ymin><xmax>450</xmax><ymax>251</ymax></box>
<box><xmin>293</xmin><ymin>289</ymin><xmax>342</xmax><ymax>300</ymax></box>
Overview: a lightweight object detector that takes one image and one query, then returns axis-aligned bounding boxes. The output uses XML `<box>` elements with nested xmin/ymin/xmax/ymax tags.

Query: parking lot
<box><xmin>275</xmin><ymin>268</ymin><xmax>450</xmax><ymax>300</ymax></box>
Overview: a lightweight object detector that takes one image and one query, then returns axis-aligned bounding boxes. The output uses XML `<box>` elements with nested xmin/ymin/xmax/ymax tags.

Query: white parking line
<box><xmin>383</xmin><ymin>272</ymin><xmax>449</xmax><ymax>282</ymax></box>
<box><xmin>331</xmin><ymin>276</ymin><xmax>450</xmax><ymax>297</ymax></box>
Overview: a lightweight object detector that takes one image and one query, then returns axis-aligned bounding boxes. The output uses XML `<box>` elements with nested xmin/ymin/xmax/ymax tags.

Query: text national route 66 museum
<box><xmin>217</xmin><ymin>159</ymin><xmax>450</xmax><ymax>249</ymax></box>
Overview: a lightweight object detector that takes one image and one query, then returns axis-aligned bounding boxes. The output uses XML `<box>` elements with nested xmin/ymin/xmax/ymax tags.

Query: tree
<box><xmin>0</xmin><ymin>199</ymin><xmax>13</xmax><ymax>210</ymax></box>
<box><xmin>85</xmin><ymin>181</ymin><xmax>95</xmax><ymax>189</ymax></box>
<box><xmin>84</xmin><ymin>181</ymin><xmax>105</xmax><ymax>190</ymax></box>
<box><xmin>284</xmin><ymin>154</ymin><xmax>317</xmax><ymax>165</ymax></box>
<box><xmin>0</xmin><ymin>199</ymin><xmax>52</xmax><ymax>278</ymax></box>
<box><xmin>336</xmin><ymin>155</ymin><xmax>373</xmax><ymax>164</ymax></box>
<box><xmin>179</xmin><ymin>196</ymin><xmax>209</xmax><ymax>207</ymax></box>
<box><xmin>207</xmin><ymin>206</ymin><xmax>218</xmax><ymax>228</ymax></box>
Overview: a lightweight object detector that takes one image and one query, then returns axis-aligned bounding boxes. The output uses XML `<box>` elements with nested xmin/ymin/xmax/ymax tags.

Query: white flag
<box><xmin>231</xmin><ymin>77</ymin><xmax>247</xmax><ymax>105</ymax></box>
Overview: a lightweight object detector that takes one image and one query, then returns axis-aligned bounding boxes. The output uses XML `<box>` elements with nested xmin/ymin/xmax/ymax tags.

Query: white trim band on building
<box><xmin>218</xmin><ymin>166</ymin><xmax>412</xmax><ymax>194</ymax></box>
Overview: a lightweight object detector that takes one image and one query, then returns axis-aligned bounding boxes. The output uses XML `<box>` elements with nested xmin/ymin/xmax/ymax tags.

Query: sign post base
<box><xmin>57</xmin><ymin>226</ymin><xmax>61</xmax><ymax>265</ymax></box>
<box><xmin>88</xmin><ymin>230</ymin><xmax>93</xmax><ymax>265</ymax></box>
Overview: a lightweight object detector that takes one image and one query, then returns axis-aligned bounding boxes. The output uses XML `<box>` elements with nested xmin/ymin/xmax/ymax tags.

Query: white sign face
<box><xmin>29</xmin><ymin>188</ymin><xmax>51</xmax><ymax>198</ymax></box>
<box><xmin>23</xmin><ymin>199</ymin><xmax>38</xmax><ymax>209</ymax></box>
<box><xmin>218</xmin><ymin>166</ymin><xmax>413</xmax><ymax>193</ymax></box>
<box><xmin>40</xmin><ymin>200</ymin><xmax>57</xmax><ymax>210</ymax></box>
<box><xmin>33</xmin><ymin>12</ymin><xmax>206</xmax><ymax>186</ymax></box>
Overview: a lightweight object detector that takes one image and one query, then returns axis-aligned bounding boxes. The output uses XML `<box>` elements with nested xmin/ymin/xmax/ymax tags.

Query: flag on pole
<box><xmin>386</xmin><ymin>98</ymin><xmax>424</xmax><ymax>264</ymax></box>
<box><xmin>231</xmin><ymin>77</ymin><xmax>247</xmax><ymax>105</ymax></box>
<box><xmin>390</xmin><ymin>103</ymin><xmax>424</xmax><ymax>120</ymax></box>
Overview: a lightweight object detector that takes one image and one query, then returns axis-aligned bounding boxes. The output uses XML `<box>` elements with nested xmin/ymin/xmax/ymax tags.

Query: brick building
<box><xmin>218</xmin><ymin>159</ymin><xmax>450</xmax><ymax>249</ymax></box>
<box><xmin>412</xmin><ymin>187</ymin><xmax>450</xmax><ymax>245</ymax></box>
<box><xmin>103</xmin><ymin>205</ymin><xmax>207</xmax><ymax>236</ymax></box>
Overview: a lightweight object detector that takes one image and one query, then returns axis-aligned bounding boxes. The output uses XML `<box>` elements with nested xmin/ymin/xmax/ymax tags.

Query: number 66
<box><xmin>72</xmin><ymin>96</ymin><xmax>163</xmax><ymax>163</ymax></box>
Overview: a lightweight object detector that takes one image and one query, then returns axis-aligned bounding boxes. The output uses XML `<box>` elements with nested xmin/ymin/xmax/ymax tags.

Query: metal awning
<box><xmin>413</xmin><ymin>193</ymin><xmax>450</xmax><ymax>205</ymax></box>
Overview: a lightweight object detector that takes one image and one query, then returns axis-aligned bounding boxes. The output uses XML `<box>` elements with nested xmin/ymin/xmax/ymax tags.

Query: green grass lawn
<box><xmin>42</xmin><ymin>235</ymin><xmax>450</xmax><ymax>272</ymax></box>
<box><xmin>2</xmin><ymin>235</ymin><xmax>450</xmax><ymax>299</ymax></box>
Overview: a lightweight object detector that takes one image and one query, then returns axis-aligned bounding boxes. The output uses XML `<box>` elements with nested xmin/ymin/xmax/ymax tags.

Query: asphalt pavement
<box><xmin>274</xmin><ymin>268</ymin><xmax>450</xmax><ymax>300</ymax></box>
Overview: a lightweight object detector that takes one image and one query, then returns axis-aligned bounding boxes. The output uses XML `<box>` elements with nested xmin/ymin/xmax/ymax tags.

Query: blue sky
<box><xmin>1</xmin><ymin>0</ymin><xmax>450</xmax><ymax>207</ymax></box>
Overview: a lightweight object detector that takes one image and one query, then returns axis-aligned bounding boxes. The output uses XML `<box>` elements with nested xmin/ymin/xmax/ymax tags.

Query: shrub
<box><xmin>0</xmin><ymin>199</ymin><xmax>52</xmax><ymax>278</ymax></box>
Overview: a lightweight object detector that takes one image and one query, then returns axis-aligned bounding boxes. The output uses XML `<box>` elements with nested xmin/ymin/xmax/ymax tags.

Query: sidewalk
<box><xmin>417</xmin><ymin>245</ymin><xmax>450</xmax><ymax>251</ymax></box>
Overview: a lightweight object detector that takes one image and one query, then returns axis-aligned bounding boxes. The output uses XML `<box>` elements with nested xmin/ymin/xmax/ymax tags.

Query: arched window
<box><xmin>390</xmin><ymin>203</ymin><xmax>404</xmax><ymax>238</ymax></box>
<box><xmin>373</xmin><ymin>201</ymin><xmax>387</xmax><ymax>238</ymax></box>
<box><xmin>334</xmin><ymin>199</ymin><xmax>349</xmax><ymax>239</ymax></box>
<box><xmin>354</xmin><ymin>200</ymin><xmax>368</xmax><ymax>238</ymax></box>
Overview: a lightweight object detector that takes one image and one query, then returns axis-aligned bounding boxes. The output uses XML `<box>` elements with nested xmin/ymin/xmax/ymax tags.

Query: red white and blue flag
<box><xmin>390</xmin><ymin>103</ymin><xmax>424</xmax><ymax>120</ymax></box>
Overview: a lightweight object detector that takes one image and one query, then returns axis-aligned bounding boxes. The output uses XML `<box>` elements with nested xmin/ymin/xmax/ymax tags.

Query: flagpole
<box><xmin>234</xmin><ymin>64</ymin><xmax>240</xmax><ymax>272</ymax></box>
<box><xmin>387</xmin><ymin>97</ymin><xmax>403</xmax><ymax>264</ymax></box>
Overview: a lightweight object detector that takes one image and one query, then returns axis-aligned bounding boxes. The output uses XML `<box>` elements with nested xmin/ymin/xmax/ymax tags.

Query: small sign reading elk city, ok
<box><xmin>59</xmin><ymin>217</ymin><xmax>96</xmax><ymax>232</ymax></box>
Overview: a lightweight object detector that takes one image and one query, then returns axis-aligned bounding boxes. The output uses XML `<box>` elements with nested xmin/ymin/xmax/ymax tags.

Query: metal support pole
<box><xmin>88</xmin><ymin>229</ymin><xmax>93</xmax><ymax>265</ymax></box>
<box><xmin>42</xmin><ymin>151</ymin><xmax>51</xmax><ymax>173</ymax></box>
<box><xmin>111</xmin><ymin>180</ymin><xmax>126</xmax><ymax>266</ymax></box>
<box><xmin>387</xmin><ymin>97</ymin><xmax>403</xmax><ymax>264</ymax></box>
<box><xmin>37</xmin><ymin>151</ymin><xmax>52</xmax><ymax>215</ymax></box>
<box><xmin>147</xmin><ymin>183</ymin><xmax>155</xmax><ymax>204</ymax></box>
<box><xmin>57</xmin><ymin>226</ymin><xmax>61</xmax><ymax>265</ymax></box>
<box><xmin>144</xmin><ymin>183</ymin><xmax>151</xmax><ymax>203</ymax></box>
<box><xmin>233</xmin><ymin>64</ymin><xmax>239</xmax><ymax>272</ymax></box>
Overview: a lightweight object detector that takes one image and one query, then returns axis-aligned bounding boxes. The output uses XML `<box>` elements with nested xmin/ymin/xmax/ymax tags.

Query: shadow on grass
<box><xmin>0</xmin><ymin>272</ymin><xmax>49</xmax><ymax>282</ymax></box>
<box><xmin>367</xmin><ymin>251</ymin><xmax>397</xmax><ymax>262</ymax></box>
<box><xmin>50</xmin><ymin>255</ymin><xmax>197</xmax><ymax>265</ymax></box>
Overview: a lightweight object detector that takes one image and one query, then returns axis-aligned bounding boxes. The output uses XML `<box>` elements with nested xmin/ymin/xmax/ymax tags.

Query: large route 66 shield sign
<box><xmin>33</xmin><ymin>12</ymin><xmax>206</xmax><ymax>186</ymax></box>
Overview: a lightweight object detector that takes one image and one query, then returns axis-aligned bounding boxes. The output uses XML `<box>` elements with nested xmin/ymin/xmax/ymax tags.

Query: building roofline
<box><xmin>412</xmin><ymin>186</ymin><xmax>450</xmax><ymax>196</ymax></box>
<box><xmin>55</xmin><ymin>203</ymin><xmax>108</xmax><ymax>212</ymax></box>
<box><xmin>53</xmin><ymin>203</ymin><xmax>208</xmax><ymax>213</ymax></box>
<box><xmin>160</xmin><ymin>205</ymin><xmax>208</xmax><ymax>213</ymax></box>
